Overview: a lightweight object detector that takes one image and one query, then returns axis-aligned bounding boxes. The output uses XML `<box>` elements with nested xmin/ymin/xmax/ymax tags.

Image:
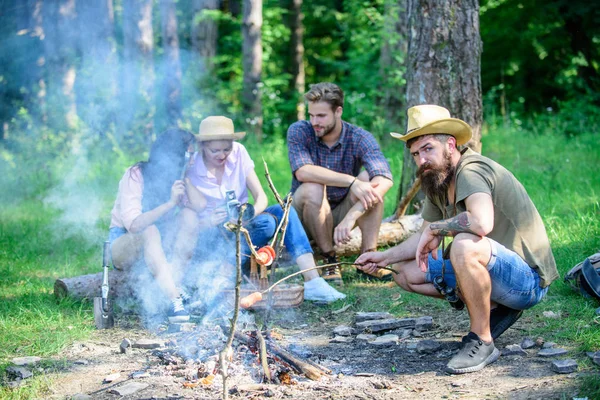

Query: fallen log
<box><xmin>332</xmin><ymin>213</ymin><xmax>423</xmax><ymax>257</ymax></box>
<box><xmin>54</xmin><ymin>269</ymin><xmax>133</xmax><ymax>301</ymax></box>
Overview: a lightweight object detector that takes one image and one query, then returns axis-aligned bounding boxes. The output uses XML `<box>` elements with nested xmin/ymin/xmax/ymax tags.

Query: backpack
<box><xmin>564</xmin><ymin>253</ymin><xmax>600</xmax><ymax>301</ymax></box>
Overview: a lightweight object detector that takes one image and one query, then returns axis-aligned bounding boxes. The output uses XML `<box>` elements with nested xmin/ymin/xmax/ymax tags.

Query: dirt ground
<box><xmin>31</xmin><ymin>301</ymin><xmax>593</xmax><ymax>400</ymax></box>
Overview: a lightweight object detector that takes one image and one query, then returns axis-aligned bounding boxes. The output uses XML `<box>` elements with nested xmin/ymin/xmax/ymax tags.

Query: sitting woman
<box><xmin>178</xmin><ymin>116</ymin><xmax>345</xmax><ymax>303</ymax></box>
<box><xmin>108</xmin><ymin>128</ymin><xmax>206</xmax><ymax>323</ymax></box>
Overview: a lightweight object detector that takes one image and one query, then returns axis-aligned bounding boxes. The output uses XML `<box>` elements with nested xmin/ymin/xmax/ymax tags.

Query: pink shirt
<box><xmin>109</xmin><ymin>166</ymin><xmax>144</xmax><ymax>231</ymax></box>
<box><xmin>187</xmin><ymin>142</ymin><xmax>255</xmax><ymax>220</ymax></box>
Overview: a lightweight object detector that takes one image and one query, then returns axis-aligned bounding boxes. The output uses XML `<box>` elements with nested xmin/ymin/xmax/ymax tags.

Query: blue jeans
<box><xmin>195</xmin><ymin>205</ymin><xmax>313</xmax><ymax>267</ymax></box>
<box><xmin>425</xmin><ymin>238</ymin><xmax>548</xmax><ymax>310</ymax></box>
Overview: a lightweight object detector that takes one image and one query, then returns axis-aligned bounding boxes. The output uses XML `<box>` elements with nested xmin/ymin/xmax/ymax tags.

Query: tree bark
<box><xmin>398</xmin><ymin>0</ymin><xmax>483</xmax><ymax>213</ymax></box>
<box><xmin>191</xmin><ymin>0</ymin><xmax>220</xmax><ymax>75</ymax></box>
<box><xmin>242</xmin><ymin>0</ymin><xmax>263</xmax><ymax>139</ymax></box>
<box><xmin>75</xmin><ymin>0</ymin><xmax>117</xmax><ymax>134</ymax></box>
<box><xmin>121</xmin><ymin>0</ymin><xmax>155</xmax><ymax>139</ymax></box>
<box><xmin>41</xmin><ymin>0</ymin><xmax>78</xmax><ymax>129</ymax></box>
<box><xmin>285</xmin><ymin>0</ymin><xmax>305</xmax><ymax>121</ymax></box>
<box><xmin>379</xmin><ymin>0</ymin><xmax>407</xmax><ymax>142</ymax></box>
<box><xmin>160</xmin><ymin>0</ymin><xmax>183</xmax><ymax>125</ymax></box>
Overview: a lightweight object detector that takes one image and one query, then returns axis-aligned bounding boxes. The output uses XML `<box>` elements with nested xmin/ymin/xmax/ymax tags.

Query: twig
<box><xmin>262</xmin><ymin>158</ymin><xmax>285</xmax><ymax>207</ymax></box>
<box><xmin>268</xmin><ymin>195</ymin><xmax>293</xmax><ymax>249</ymax></box>
<box><xmin>394</xmin><ymin>177</ymin><xmax>421</xmax><ymax>219</ymax></box>
<box><xmin>256</xmin><ymin>329</ymin><xmax>271</xmax><ymax>382</ymax></box>
<box><xmin>220</xmin><ymin>204</ymin><xmax>246</xmax><ymax>400</ymax></box>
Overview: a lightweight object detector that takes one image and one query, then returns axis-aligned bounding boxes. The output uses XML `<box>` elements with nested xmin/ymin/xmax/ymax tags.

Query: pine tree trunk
<box><xmin>191</xmin><ymin>0</ymin><xmax>219</xmax><ymax>75</ymax></box>
<box><xmin>398</xmin><ymin>0</ymin><xmax>483</xmax><ymax>213</ymax></box>
<box><xmin>289</xmin><ymin>0</ymin><xmax>305</xmax><ymax>121</ymax></box>
<box><xmin>121</xmin><ymin>0</ymin><xmax>155</xmax><ymax>139</ymax></box>
<box><xmin>75</xmin><ymin>0</ymin><xmax>117</xmax><ymax>134</ymax></box>
<box><xmin>160</xmin><ymin>0</ymin><xmax>183</xmax><ymax>126</ymax></box>
<box><xmin>41</xmin><ymin>0</ymin><xmax>78</xmax><ymax>129</ymax></box>
<box><xmin>242</xmin><ymin>0</ymin><xmax>263</xmax><ymax>139</ymax></box>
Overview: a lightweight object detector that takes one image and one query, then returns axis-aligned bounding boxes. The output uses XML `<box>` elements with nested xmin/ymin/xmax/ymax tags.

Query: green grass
<box><xmin>0</xmin><ymin>124</ymin><xmax>599</xmax><ymax>398</ymax></box>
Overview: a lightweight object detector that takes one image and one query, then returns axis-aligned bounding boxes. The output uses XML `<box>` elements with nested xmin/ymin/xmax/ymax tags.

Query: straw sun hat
<box><xmin>390</xmin><ymin>105</ymin><xmax>472</xmax><ymax>146</ymax></box>
<box><xmin>197</xmin><ymin>116</ymin><xmax>246</xmax><ymax>141</ymax></box>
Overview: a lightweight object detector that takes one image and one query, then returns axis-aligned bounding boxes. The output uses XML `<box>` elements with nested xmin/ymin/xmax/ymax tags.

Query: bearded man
<box><xmin>287</xmin><ymin>82</ymin><xmax>393</xmax><ymax>284</ymax></box>
<box><xmin>357</xmin><ymin>105</ymin><xmax>558</xmax><ymax>374</ymax></box>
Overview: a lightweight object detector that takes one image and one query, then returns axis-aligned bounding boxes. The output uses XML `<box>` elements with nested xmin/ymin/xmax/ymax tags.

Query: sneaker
<box><xmin>321</xmin><ymin>252</ymin><xmax>343</xmax><ymax>285</ymax></box>
<box><xmin>304</xmin><ymin>277</ymin><xmax>346</xmax><ymax>302</ymax></box>
<box><xmin>178</xmin><ymin>287</ymin><xmax>192</xmax><ymax>305</ymax></box>
<box><xmin>446</xmin><ymin>332</ymin><xmax>500</xmax><ymax>374</ymax></box>
<box><xmin>168</xmin><ymin>297</ymin><xmax>190</xmax><ymax>323</ymax></box>
<box><xmin>490</xmin><ymin>304</ymin><xmax>523</xmax><ymax>340</ymax></box>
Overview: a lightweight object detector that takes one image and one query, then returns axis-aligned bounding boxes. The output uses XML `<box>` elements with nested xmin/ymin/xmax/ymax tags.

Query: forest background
<box><xmin>0</xmin><ymin>0</ymin><xmax>599</xmax><ymax>398</ymax></box>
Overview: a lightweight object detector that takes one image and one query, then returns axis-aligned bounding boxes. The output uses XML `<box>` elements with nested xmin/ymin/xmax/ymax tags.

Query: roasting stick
<box><xmin>239</xmin><ymin>262</ymin><xmax>397</xmax><ymax>308</ymax></box>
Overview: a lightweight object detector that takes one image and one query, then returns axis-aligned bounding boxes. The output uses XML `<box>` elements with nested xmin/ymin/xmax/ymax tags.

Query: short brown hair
<box><xmin>304</xmin><ymin>82</ymin><xmax>344</xmax><ymax>111</ymax></box>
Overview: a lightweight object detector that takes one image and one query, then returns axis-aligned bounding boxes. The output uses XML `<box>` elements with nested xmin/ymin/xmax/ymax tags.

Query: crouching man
<box><xmin>357</xmin><ymin>105</ymin><xmax>559</xmax><ymax>374</ymax></box>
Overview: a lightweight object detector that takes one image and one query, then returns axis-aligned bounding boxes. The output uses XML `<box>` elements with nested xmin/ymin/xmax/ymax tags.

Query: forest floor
<box><xmin>35</xmin><ymin>298</ymin><xmax>591</xmax><ymax>400</ymax></box>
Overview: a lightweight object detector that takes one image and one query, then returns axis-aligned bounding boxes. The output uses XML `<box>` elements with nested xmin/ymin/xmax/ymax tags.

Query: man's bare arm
<box><xmin>428</xmin><ymin>192</ymin><xmax>494</xmax><ymax>237</ymax></box>
<box><xmin>295</xmin><ymin>164</ymin><xmax>355</xmax><ymax>187</ymax></box>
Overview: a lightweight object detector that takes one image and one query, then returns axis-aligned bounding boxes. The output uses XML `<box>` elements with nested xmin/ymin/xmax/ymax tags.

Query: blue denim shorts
<box><xmin>425</xmin><ymin>238</ymin><xmax>548</xmax><ymax>310</ymax></box>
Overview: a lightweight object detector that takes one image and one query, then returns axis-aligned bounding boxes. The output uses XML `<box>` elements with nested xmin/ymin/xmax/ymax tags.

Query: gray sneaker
<box><xmin>446</xmin><ymin>332</ymin><xmax>500</xmax><ymax>374</ymax></box>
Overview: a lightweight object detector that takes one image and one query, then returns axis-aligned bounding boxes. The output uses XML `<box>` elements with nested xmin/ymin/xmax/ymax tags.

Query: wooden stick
<box><xmin>262</xmin><ymin>158</ymin><xmax>285</xmax><ymax>207</ymax></box>
<box><xmin>256</xmin><ymin>329</ymin><xmax>271</xmax><ymax>382</ymax></box>
<box><xmin>394</xmin><ymin>177</ymin><xmax>421</xmax><ymax>219</ymax></box>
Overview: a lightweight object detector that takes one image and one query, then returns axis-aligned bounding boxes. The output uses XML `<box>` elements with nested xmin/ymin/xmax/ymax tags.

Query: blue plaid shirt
<box><xmin>287</xmin><ymin>120</ymin><xmax>393</xmax><ymax>208</ymax></box>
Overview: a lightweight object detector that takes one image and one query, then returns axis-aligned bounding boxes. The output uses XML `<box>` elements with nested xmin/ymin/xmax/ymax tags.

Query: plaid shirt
<box><xmin>287</xmin><ymin>120</ymin><xmax>392</xmax><ymax>208</ymax></box>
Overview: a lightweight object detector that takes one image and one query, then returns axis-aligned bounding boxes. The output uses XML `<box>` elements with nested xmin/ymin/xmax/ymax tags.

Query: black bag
<box><xmin>564</xmin><ymin>253</ymin><xmax>600</xmax><ymax>301</ymax></box>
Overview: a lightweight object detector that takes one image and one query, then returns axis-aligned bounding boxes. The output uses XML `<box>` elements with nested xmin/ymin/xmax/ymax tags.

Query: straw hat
<box><xmin>390</xmin><ymin>105</ymin><xmax>472</xmax><ymax>146</ymax></box>
<box><xmin>197</xmin><ymin>116</ymin><xmax>246</xmax><ymax>141</ymax></box>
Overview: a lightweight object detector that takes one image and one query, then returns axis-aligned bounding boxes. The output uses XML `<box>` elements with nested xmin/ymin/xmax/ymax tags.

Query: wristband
<box><xmin>349</xmin><ymin>177</ymin><xmax>357</xmax><ymax>189</ymax></box>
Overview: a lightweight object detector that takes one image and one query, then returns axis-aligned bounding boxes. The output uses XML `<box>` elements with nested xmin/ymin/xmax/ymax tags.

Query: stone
<box><xmin>542</xmin><ymin>311</ymin><xmax>560</xmax><ymax>319</ymax></box>
<box><xmin>415</xmin><ymin>316</ymin><xmax>433</xmax><ymax>331</ymax></box>
<box><xmin>535</xmin><ymin>337</ymin><xmax>545</xmax><ymax>347</ymax></box>
<box><xmin>11</xmin><ymin>356</ymin><xmax>41</xmax><ymax>366</ymax></box>
<box><xmin>6</xmin><ymin>380</ymin><xmax>24</xmax><ymax>389</ymax></box>
<box><xmin>354</xmin><ymin>312</ymin><xmax>393</xmax><ymax>323</ymax></box>
<box><xmin>120</xmin><ymin>338</ymin><xmax>132</xmax><ymax>354</ymax></box>
<box><xmin>502</xmin><ymin>344</ymin><xmax>527</xmax><ymax>357</ymax></box>
<box><xmin>390</xmin><ymin>328</ymin><xmax>412</xmax><ymax>339</ymax></box>
<box><xmin>356</xmin><ymin>334</ymin><xmax>377</xmax><ymax>342</ymax></box>
<box><xmin>369</xmin><ymin>334</ymin><xmax>399</xmax><ymax>346</ymax></box>
<box><xmin>103</xmin><ymin>373</ymin><xmax>121</xmax><ymax>383</ymax></box>
<box><xmin>6</xmin><ymin>366</ymin><xmax>33</xmax><ymax>380</ymax></box>
<box><xmin>355</xmin><ymin>318</ymin><xmax>416</xmax><ymax>333</ymax></box>
<box><xmin>333</xmin><ymin>325</ymin><xmax>355</xmax><ymax>336</ymax></box>
<box><xmin>451</xmin><ymin>378</ymin><xmax>472</xmax><ymax>387</ymax></box>
<box><xmin>132</xmin><ymin>339</ymin><xmax>162</xmax><ymax>349</ymax></box>
<box><xmin>167</xmin><ymin>323</ymin><xmax>196</xmax><ymax>333</ymax></box>
<box><xmin>71</xmin><ymin>394</ymin><xmax>92</xmax><ymax>400</ymax></box>
<box><xmin>131</xmin><ymin>371</ymin><xmax>151</xmax><ymax>379</ymax></box>
<box><xmin>416</xmin><ymin>340</ymin><xmax>442</xmax><ymax>354</ymax></box>
<box><xmin>108</xmin><ymin>382</ymin><xmax>149</xmax><ymax>396</ymax></box>
<box><xmin>330</xmin><ymin>336</ymin><xmax>354</xmax><ymax>343</ymax></box>
<box><xmin>542</xmin><ymin>341</ymin><xmax>556</xmax><ymax>349</ymax></box>
<box><xmin>520</xmin><ymin>337</ymin><xmax>536</xmax><ymax>349</ymax></box>
<box><xmin>551</xmin><ymin>359</ymin><xmax>578</xmax><ymax>374</ymax></box>
<box><xmin>73</xmin><ymin>359</ymin><xmax>89</xmax><ymax>365</ymax></box>
<box><xmin>538</xmin><ymin>348</ymin><xmax>568</xmax><ymax>357</ymax></box>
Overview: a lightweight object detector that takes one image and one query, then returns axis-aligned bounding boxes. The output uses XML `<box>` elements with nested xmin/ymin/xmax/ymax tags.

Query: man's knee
<box><xmin>294</xmin><ymin>182</ymin><xmax>327</xmax><ymax>209</ymax></box>
<box><xmin>393</xmin><ymin>260</ymin><xmax>421</xmax><ymax>292</ymax></box>
<box><xmin>450</xmin><ymin>233</ymin><xmax>491</xmax><ymax>267</ymax></box>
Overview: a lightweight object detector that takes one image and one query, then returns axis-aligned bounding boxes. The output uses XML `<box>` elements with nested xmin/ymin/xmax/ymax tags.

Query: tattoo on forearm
<box><xmin>429</xmin><ymin>212</ymin><xmax>477</xmax><ymax>237</ymax></box>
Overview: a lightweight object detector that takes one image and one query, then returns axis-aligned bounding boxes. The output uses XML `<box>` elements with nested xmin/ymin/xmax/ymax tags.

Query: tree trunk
<box><xmin>41</xmin><ymin>0</ymin><xmax>78</xmax><ymax>129</ymax></box>
<box><xmin>191</xmin><ymin>0</ymin><xmax>220</xmax><ymax>76</ymax></box>
<box><xmin>160</xmin><ymin>0</ymin><xmax>183</xmax><ymax>126</ymax></box>
<box><xmin>242</xmin><ymin>0</ymin><xmax>263</xmax><ymax>139</ymax></box>
<box><xmin>379</xmin><ymin>0</ymin><xmax>407</xmax><ymax>143</ymax></box>
<box><xmin>398</xmin><ymin>0</ymin><xmax>483</xmax><ymax>213</ymax></box>
<box><xmin>285</xmin><ymin>0</ymin><xmax>305</xmax><ymax>121</ymax></box>
<box><xmin>121</xmin><ymin>0</ymin><xmax>155</xmax><ymax>140</ymax></box>
<box><xmin>75</xmin><ymin>0</ymin><xmax>117</xmax><ymax>134</ymax></box>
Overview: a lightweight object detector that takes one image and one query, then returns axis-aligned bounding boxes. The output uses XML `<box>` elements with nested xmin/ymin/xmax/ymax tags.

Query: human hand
<box><xmin>210</xmin><ymin>208</ymin><xmax>229</xmax><ymax>226</ymax></box>
<box><xmin>415</xmin><ymin>228</ymin><xmax>441</xmax><ymax>273</ymax></box>
<box><xmin>170</xmin><ymin>180</ymin><xmax>186</xmax><ymax>205</ymax></box>
<box><xmin>355</xmin><ymin>251</ymin><xmax>388</xmax><ymax>275</ymax></box>
<box><xmin>334</xmin><ymin>216</ymin><xmax>356</xmax><ymax>245</ymax></box>
<box><xmin>350</xmin><ymin>179</ymin><xmax>383</xmax><ymax>210</ymax></box>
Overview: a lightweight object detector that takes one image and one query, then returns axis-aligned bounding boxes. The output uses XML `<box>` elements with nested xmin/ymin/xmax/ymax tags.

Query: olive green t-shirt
<box><xmin>422</xmin><ymin>148</ymin><xmax>559</xmax><ymax>288</ymax></box>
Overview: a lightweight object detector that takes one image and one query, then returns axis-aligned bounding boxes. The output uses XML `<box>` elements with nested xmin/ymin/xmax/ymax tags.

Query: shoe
<box><xmin>321</xmin><ymin>252</ymin><xmax>343</xmax><ymax>285</ymax></box>
<box><xmin>446</xmin><ymin>332</ymin><xmax>500</xmax><ymax>374</ymax></box>
<box><xmin>168</xmin><ymin>297</ymin><xmax>190</xmax><ymax>323</ymax></box>
<box><xmin>178</xmin><ymin>287</ymin><xmax>192</xmax><ymax>305</ymax></box>
<box><xmin>490</xmin><ymin>304</ymin><xmax>523</xmax><ymax>340</ymax></box>
<box><xmin>304</xmin><ymin>277</ymin><xmax>346</xmax><ymax>302</ymax></box>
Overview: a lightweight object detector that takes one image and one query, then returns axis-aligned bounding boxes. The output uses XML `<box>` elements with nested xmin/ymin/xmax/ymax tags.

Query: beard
<box><xmin>417</xmin><ymin>150</ymin><xmax>455</xmax><ymax>199</ymax></box>
<box><xmin>313</xmin><ymin>119</ymin><xmax>337</xmax><ymax>138</ymax></box>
